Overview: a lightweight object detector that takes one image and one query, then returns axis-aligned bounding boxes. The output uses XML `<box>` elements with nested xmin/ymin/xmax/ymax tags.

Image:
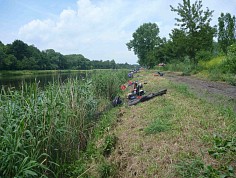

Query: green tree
<box><xmin>126</xmin><ymin>22</ymin><xmax>161</xmax><ymax>68</ymax></box>
<box><xmin>110</xmin><ymin>59</ymin><xmax>116</xmax><ymax>69</ymax></box>
<box><xmin>0</xmin><ymin>41</ymin><xmax>6</xmax><ymax>69</ymax></box>
<box><xmin>2</xmin><ymin>54</ymin><xmax>17</xmax><ymax>70</ymax></box>
<box><xmin>170</xmin><ymin>0</ymin><xmax>216</xmax><ymax>63</ymax></box>
<box><xmin>6</xmin><ymin>40</ymin><xmax>31</xmax><ymax>61</ymax></box>
<box><xmin>169</xmin><ymin>28</ymin><xmax>188</xmax><ymax>60</ymax></box>
<box><xmin>218</xmin><ymin>13</ymin><xmax>236</xmax><ymax>54</ymax></box>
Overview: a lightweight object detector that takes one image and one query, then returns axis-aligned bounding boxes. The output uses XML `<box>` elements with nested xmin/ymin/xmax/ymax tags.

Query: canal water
<box><xmin>0</xmin><ymin>71</ymin><xmax>87</xmax><ymax>89</ymax></box>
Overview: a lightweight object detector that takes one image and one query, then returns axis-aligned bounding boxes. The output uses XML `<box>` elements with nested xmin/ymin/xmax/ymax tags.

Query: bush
<box><xmin>221</xmin><ymin>44</ymin><xmax>236</xmax><ymax>74</ymax></box>
<box><xmin>196</xmin><ymin>50</ymin><xmax>213</xmax><ymax>61</ymax></box>
<box><xmin>163</xmin><ymin>56</ymin><xmax>198</xmax><ymax>75</ymax></box>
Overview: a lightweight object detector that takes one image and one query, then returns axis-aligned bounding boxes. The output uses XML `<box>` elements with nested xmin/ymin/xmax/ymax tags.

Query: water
<box><xmin>0</xmin><ymin>71</ymin><xmax>87</xmax><ymax>89</ymax></box>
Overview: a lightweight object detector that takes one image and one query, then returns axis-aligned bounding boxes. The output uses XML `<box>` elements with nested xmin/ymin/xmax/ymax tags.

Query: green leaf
<box><xmin>25</xmin><ymin>170</ymin><xmax>38</xmax><ymax>176</ymax></box>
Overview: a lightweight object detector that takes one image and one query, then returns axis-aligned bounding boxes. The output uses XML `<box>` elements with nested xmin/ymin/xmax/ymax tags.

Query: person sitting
<box><xmin>127</xmin><ymin>82</ymin><xmax>144</xmax><ymax>99</ymax></box>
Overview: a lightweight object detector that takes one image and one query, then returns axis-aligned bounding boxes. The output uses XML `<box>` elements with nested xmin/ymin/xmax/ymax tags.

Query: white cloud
<box><xmin>18</xmin><ymin>0</ymin><xmax>236</xmax><ymax>64</ymax></box>
<box><xmin>19</xmin><ymin>0</ymin><xmax>162</xmax><ymax>63</ymax></box>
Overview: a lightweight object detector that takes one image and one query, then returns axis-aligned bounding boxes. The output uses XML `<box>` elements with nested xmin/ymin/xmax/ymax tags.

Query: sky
<box><xmin>0</xmin><ymin>0</ymin><xmax>235</xmax><ymax>64</ymax></box>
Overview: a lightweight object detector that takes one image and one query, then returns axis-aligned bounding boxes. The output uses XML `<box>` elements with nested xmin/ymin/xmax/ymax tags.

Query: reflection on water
<box><xmin>0</xmin><ymin>72</ymin><xmax>87</xmax><ymax>90</ymax></box>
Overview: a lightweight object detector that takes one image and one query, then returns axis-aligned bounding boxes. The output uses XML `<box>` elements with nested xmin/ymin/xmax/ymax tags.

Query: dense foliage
<box><xmin>218</xmin><ymin>13</ymin><xmax>236</xmax><ymax>54</ymax></box>
<box><xmin>126</xmin><ymin>23</ymin><xmax>161</xmax><ymax>68</ymax></box>
<box><xmin>0</xmin><ymin>40</ymin><xmax>137</xmax><ymax>70</ymax></box>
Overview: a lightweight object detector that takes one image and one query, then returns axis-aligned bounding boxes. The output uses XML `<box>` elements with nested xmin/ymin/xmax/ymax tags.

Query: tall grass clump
<box><xmin>0</xmin><ymin>70</ymin><xmax>128</xmax><ymax>177</ymax></box>
<box><xmin>91</xmin><ymin>69</ymin><xmax>128</xmax><ymax>100</ymax></box>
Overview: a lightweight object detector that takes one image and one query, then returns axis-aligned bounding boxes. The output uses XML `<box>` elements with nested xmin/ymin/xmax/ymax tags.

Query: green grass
<box><xmin>0</xmin><ymin>70</ymin><xmax>128</xmax><ymax>177</ymax></box>
<box><xmin>145</xmin><ymin>100</ymin><xmax>174</xmax><ymax>134</ymax></box>
<box><xmin>101</xmin><ymin>134</ymin><xmax>118</xmax><ymax>157</ymax></box>
<box><xmin>60</xmin><ymin>70</ymin><xmax>235</xmax><ymax>177</ymax></box>
<box><xmin>98</xmin><ymin>161</ymin><xmax>116</xmax><ymax>178</ymax></box>
<box><xmin>133</xmin><ymin>72</ymin><xmax>235</xmax><ymax>177</ymax></box>
<box><xmin>175</xmin><ymin>155</ymin><xmax>235</xmax><ymax>178</ymax></box>
<box><xmin>64</xmin><ymin>107</ymin><xmax>121</xmax><ymax>178</ymax></box>
<box><xmin>170</xmin><ymin>82</ymin><xmax>236</xmax><ymax>177</ymax></box>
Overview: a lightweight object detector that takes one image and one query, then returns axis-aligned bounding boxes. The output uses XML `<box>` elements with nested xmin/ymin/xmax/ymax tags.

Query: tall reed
<box><xmin>0</xmin><ymin>70</ymin><xmax>128</xmax><ymax>177</ymax></box>
<box><xmin>91</xmin><ymin>69</ymin><xmax>128</xmax><ymax>100</ymax></box>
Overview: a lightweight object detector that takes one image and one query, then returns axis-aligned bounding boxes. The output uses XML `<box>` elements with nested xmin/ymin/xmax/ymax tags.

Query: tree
<box><xmin>2</xmin><ymin>54</ymin><xmax>17</xmax><ymax>70</ymax></box>
<box><xmin>170</xmin><ymin>0</ymin><xmax>216</xmax><ymax>63</ymax></box>
<box><xmin>0</xmin><ymin>41</ymin><xmax>6</xmax><ymax>69</ymax></box>
<box><xmin>169</xmin><ymin>28</ymin><xmax>188</xmax><ymax>60</ymax></box>
<box><xmin>126</xmin><ymin>22</ymin><xmax>161</xmax><ymax>68</ymax></box>
<box><xmin>218</xmin><ymin>13</ymin><xmax>236</xmax><ymax>54</ymax></box>
<box><xmin>6</xmin><ymin>40</ymin><xmax>31</xmax><ymax>61</ymax></box>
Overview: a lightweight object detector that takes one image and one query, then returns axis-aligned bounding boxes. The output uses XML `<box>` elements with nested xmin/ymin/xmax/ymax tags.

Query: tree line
<box><xmin>127</xmin><ymin>0</ymin><xmax>236</xmax><ymax>69</ymax></box>
<box><xmin>0</xmin><ymin>40</ymin><xmax>136</xmax><ymax>70</ymax></box>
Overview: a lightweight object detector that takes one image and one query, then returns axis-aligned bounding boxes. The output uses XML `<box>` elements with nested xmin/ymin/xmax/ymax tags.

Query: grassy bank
<box><xmin>71</xmin><ymin>70</ymin><xmax>236</xmax><ymax>177</ymax></box>
<box><xmin>157</xmin><ymin>56</ymin><xmax>236</xmax><ymax>85</ymax></box>
<box><xmin>0</xmin><ymin>69</ymin><xmax>128</xmax><ymax>177</ymax></box>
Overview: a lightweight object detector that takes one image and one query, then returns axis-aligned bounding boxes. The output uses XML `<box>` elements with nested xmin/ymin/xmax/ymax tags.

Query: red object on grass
<box><xmin>120</xmin><ymin>85</ymin><xmax>126</xmax><ymax>90</ymax></box>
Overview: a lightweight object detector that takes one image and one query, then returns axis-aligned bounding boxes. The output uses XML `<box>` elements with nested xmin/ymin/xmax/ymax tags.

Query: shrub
<box><xmin>222</xmin><ymin>44</ymin><xmax>236</xmax><ymax>74</ymax></box>
<box><xmin>196</xmin><ymin>50</ymin><xmax>213</xmax><ymax>61</ymax></box>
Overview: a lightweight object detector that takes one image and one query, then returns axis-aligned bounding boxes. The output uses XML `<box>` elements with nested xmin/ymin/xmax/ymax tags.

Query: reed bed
<box><xmin>0</xmin><ymin>69</ymin><xmax>128</xmax><ymax>177</ymax></box>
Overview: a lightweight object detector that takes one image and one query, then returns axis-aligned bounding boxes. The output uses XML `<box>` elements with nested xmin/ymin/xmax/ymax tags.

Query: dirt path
<box><xmin>165</xmin><ymin>73</ymin><xmax>236</xmax><ymax>112</ymax></box>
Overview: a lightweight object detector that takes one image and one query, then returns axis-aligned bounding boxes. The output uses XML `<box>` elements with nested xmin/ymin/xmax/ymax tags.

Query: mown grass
<box><xmin>86</xmin><ymin>70</ymin><xmax>236</xmax><ymax>177</ymax></box>
<box><xmin>0</xmin><ymin>69</ymin><xmax>128</xmax><ymax>177</ymax></box>
<box><xmin>168</xmin><ymin>81</ymin><xmax>236</xmax><ymax>177</ymax></box>
<box><xmin>144</xmin><ymin>99</ymin><xmax>174</xmax><ymax>134</ymax></box>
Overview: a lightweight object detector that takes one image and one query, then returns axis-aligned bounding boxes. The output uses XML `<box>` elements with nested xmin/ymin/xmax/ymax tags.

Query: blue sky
<box><xmin>0</xmin><ymin>0</ymin><xmax>235</xmax><ymax>64</ymax></box>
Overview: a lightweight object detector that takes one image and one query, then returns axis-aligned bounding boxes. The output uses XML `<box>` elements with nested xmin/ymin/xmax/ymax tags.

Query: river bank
<box><xmin>73</xmin><ymin>69</ymin><xmax>236</xmax><ymax>177</ymax></box>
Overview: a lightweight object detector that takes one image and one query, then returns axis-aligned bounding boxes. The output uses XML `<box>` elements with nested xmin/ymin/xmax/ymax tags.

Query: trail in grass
<box><xmin>104</xmin><ymin>70</ymin><xmax>235</xmax><ymax>177</ymax></box>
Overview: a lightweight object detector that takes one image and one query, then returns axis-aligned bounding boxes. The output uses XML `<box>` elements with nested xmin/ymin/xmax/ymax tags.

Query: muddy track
<box><xmin>165</xmin><ymin>73</ymin><xmax>236</xmax><ymax>112</ymax></box>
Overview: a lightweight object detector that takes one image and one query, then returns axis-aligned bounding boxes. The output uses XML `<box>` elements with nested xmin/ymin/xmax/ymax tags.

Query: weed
<box><xmin>208</xmin><ymin>134</ymin><xmax>236</xmax><ymax>159</ymax></box>
<box><xmin>145</xmin><ymin>118</ymin><xmax>171</xmax><ymax>134</ymax></box>
<box><xmin>175</xmin><ymin>156</ymin><xmax>235</xmax><ymax>178</ymax></box>
<box><xmin>175</xmin><ymin>157</ymin><xmax>205</xmax><ymax>177</ymax></box>
<box><xmin>219</xmin><ymin>106</ymin><xmax>236</xmax><ymax>131</ymax></box>
<box><xmin>102</xmin><ymin>134</ymin><xmax>118</xmax><ymax>157</ymax></box>
<box><xmin>98</xmin><ymin>162</ymin><xmax>116</xmax><ymax>178</ymax></box>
